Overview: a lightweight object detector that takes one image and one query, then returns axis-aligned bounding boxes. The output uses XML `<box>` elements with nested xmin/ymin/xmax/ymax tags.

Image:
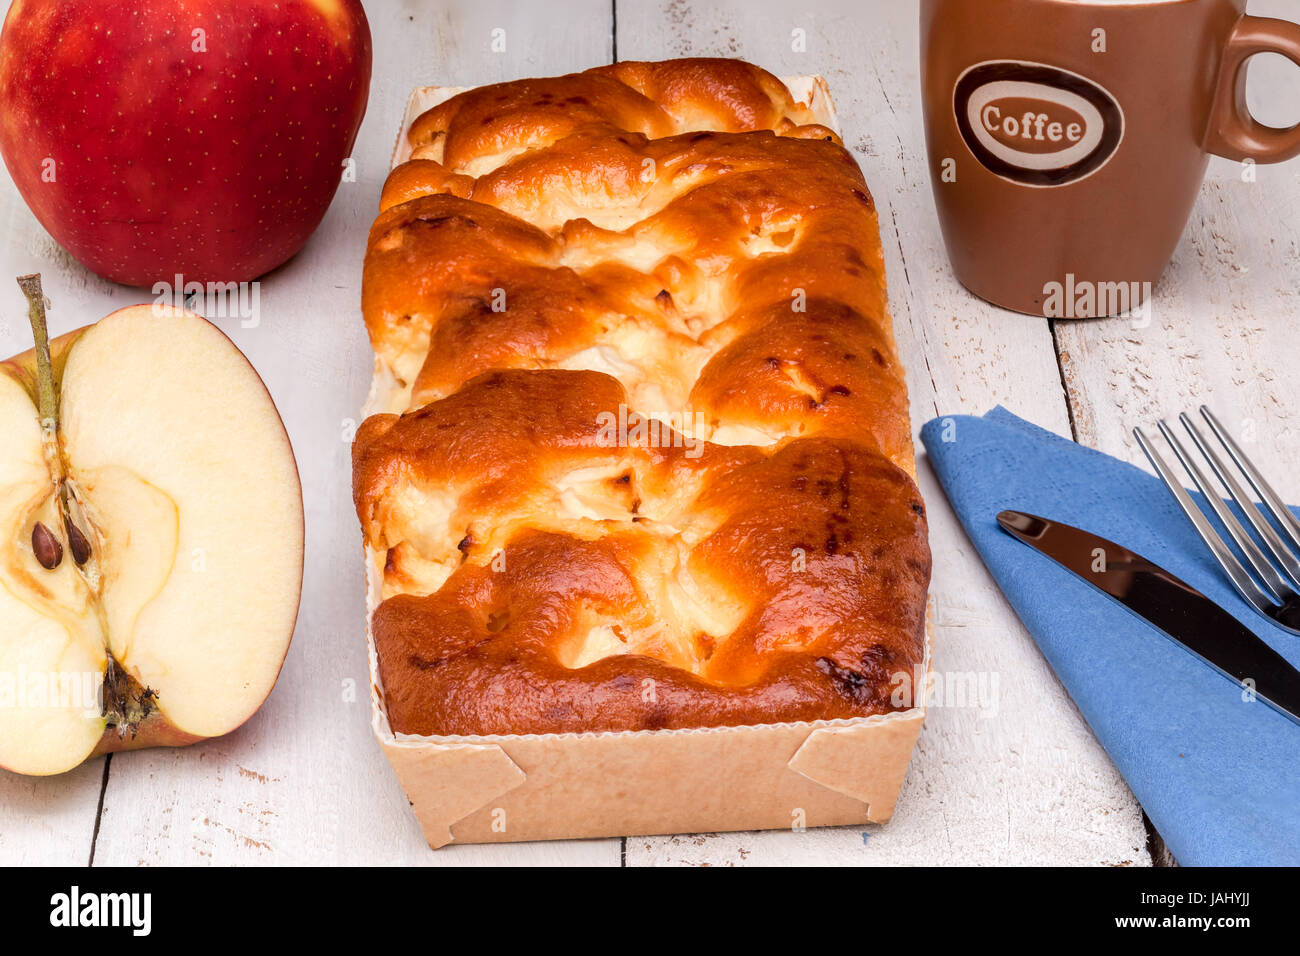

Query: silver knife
<box><xmin>997</xmin><ymin>509</ymin><xmax>1300</xmax><ymax>725</ymax></box>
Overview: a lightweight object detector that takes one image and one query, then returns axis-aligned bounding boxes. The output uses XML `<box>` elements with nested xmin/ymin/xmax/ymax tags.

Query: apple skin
<box><xmin>0</xmin><ymin>323</ymin><xmax>84</xmax><ymax>395</ymax></box>
<box><xmin>91</xmin><ymin>714</ymin><xmax>205</xmax><ymax>758</ymax></box>
<box><xmin>0</xmin><ymin>0</ymin><xmax>371</xmax><ymax>288</ymax></box>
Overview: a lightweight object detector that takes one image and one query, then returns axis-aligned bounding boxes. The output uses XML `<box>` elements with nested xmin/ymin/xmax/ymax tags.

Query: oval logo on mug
<box><xmin>953</xmin><ymin>60</ymin><xmax>1124</xmax><ymax>187</ymax></box>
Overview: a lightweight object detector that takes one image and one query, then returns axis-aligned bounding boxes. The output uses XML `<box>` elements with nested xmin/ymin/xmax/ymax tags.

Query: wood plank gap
<box><xmin>1052</xmin><ymin>316</ymin><xmax>1176</xmax><ymax>865</ymax></box>
<box><xmin>1050</xmin><ymin>315</ymin><xmax>1182</xmax><ymax>861</ymax></box>
<box><xmin>611</xmin><ymin>0</ymin><xmax>619</xmax><ymax>62</ymax></box>
<box><xmin>860</xmin><ymin>53</ymin><xmax>944</xmax><ymax>422</ymax></box>
<box><xmin>1048</xmin><ymin>318</ymin><xmax>1080</xmax><ymax>442</ymax></box>
<box><xmin>1144</xmin><ymin>813</ymin><xmax>1177</xmax><ymax>867</ymax></box>
<box><xmin>87</xmin><ymin>754</ymin><xmax>112</xmax><ymax>866</ymax></box>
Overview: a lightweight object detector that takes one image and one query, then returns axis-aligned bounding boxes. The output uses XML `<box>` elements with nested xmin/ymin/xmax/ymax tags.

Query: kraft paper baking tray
<box><xmin>361</xmin><ymin>74</ymin><xmax>932</xmax><ymax>848</ymax></box>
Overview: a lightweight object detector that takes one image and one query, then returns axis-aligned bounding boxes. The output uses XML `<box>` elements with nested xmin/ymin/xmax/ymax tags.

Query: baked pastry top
<box><xmin>354</xmin><ymin>58</ymin><xmax>930</xmax><ymax>737</ymax></box>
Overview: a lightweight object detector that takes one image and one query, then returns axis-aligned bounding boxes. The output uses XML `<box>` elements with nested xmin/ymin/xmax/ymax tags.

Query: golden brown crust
<box><xmin>355</xmin><ymin>58</ymin><xmax>930</xmax><ymax>736</ymax></box>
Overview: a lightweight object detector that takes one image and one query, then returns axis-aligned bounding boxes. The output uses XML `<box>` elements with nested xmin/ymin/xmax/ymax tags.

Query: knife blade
<box><xmin>996</xmin><ymin>509</ymin><xmax>1300</xmax><ymax>725</ymax></box>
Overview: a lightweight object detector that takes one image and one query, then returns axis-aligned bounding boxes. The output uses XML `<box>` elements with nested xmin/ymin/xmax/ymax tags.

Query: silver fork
<box><xmin>1134</xmin><ymin>406</ymin><xmax>1300</xmax><ymax>635</ymax></box>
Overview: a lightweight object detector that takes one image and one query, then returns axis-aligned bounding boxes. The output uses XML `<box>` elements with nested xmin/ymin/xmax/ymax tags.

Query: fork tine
<box><xmin>1199</xmin><ymin>406</ymin><xmax>1300</xmax><ymax>555</ymax></box>
<box><xmin>1134</xmin><ymin>426</ymin><xmax>1279</xmax><ymax>610</ymax></box>
<box><xmin>1181</xmin><ymin>412</ymin><xmax>1300</xmax><ymax>590</ymax></box>
<box><xmin>1156</xmin><ymin>419</ymin><xmax>1288</xmax><ymax>602</ymax></box>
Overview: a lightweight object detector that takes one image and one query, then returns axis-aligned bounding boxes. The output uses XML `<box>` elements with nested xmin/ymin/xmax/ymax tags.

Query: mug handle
<box><xmin>1206</xmin><ymin>14</ymin><xmax>1300</xmax><ymax>163</ymax></box>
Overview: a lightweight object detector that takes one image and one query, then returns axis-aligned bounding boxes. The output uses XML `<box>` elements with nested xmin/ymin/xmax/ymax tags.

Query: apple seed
<box><xmin>31</xmin><ymin>521</ymin><xmax>63</xmax><ymax>570</ymax></box>
<box><xmin>64</xmin><ymin>515</ymin><xmax>91</xmax><ymax>566</ymax></box>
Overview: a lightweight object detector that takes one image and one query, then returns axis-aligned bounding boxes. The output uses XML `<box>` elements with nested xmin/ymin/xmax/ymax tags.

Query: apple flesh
<box><xmin>0</xmin><ymin>0</ymin><xmax>371</xmax><ymax>287</ymax></box>
<box><xmin>0</xmin><ymin>297</ymin><xmax>303</xmax><ymax>775</ymax></box>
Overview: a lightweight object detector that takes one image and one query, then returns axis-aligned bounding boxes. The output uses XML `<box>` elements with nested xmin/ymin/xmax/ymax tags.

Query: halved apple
<box><xmin>0</xmin><ymin>277</ymin><xmax>303</xmax><ymax>775</ymax></box>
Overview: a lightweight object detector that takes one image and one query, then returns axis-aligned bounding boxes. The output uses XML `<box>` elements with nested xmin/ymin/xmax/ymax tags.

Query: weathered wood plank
<box><xmin>1054</xmin><ymin>0</ymin><xmax>1300</xmax><ymax>482</ymax></box>
<box><xmin>17</xmin><ymin>0</ymin><xmax>619</xmax><ymax>867</ymax></box>
<box><xmin>617</xmin><ymin>0</ymin><xmax>1150</xmax><ymax>866</ymax></box>
<box><xmin>0</xmin><ymin>56</ymin><xmax>140</xmax><ymax>869</ymax></box>
<box><xmin>21</xmin><ymin>0</ymin><xmax>1295</xmax><ymax>865</ymax></box>
<box><xmin>1044</xmin><ymin>0</ymin><xmax>1300</xmax><ymax>862</ymax></box>
<box><xmin>1055</xmin><ymin>157</ymin><xmax>1300</xmax><ymax>486</ymax></box>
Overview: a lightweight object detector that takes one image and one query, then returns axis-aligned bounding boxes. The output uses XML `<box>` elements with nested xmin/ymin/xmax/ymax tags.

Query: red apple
<box><xmin>0</xmin><ymin>0</ymin><xmax>371</xmax><ymax>288</ymax></box>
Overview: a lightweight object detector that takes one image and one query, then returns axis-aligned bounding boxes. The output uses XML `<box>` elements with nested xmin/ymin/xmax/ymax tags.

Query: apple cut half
<box><xmin>0</xmin><ymin>278</ymin><xmax>303</xmax><ymax>775</ymax></box>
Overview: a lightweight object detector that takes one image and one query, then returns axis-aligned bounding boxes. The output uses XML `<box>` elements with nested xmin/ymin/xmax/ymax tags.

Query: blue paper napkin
<box><xmin>920</xmin><ymin>407</ymin><xmax>1300</xmax><ymax>866</ymax></box>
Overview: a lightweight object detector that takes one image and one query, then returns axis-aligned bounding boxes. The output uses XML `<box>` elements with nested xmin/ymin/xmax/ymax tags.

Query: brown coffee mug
<box><xmin>921</xmin><ymin>0</ymin><xmax>1300</xmax><ymax>317</ymax></box>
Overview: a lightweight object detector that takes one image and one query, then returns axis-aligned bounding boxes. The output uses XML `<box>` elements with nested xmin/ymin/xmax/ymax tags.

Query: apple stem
<box><xmin>16</xmin><ymin>274</ymin><xmax>58</xmax><ymax>436</ymax></box>
<box><xmin>17</xmin><ymin>273</ymin><xmax>76</xmax><ymax>550</ymax></box>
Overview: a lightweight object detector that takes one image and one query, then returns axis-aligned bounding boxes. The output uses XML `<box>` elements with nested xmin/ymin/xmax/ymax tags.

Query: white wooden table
<box><xmin>2</xmin><ymin>0</ymin><xmax>1297</xmax><ymax>866</ymax></box>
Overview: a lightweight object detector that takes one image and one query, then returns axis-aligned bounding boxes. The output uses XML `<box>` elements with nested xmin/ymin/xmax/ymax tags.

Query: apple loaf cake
<box><xmin>353</xmin><ymin>58</ymin><xmax>930</xmax><ymax>737</ymax></box>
